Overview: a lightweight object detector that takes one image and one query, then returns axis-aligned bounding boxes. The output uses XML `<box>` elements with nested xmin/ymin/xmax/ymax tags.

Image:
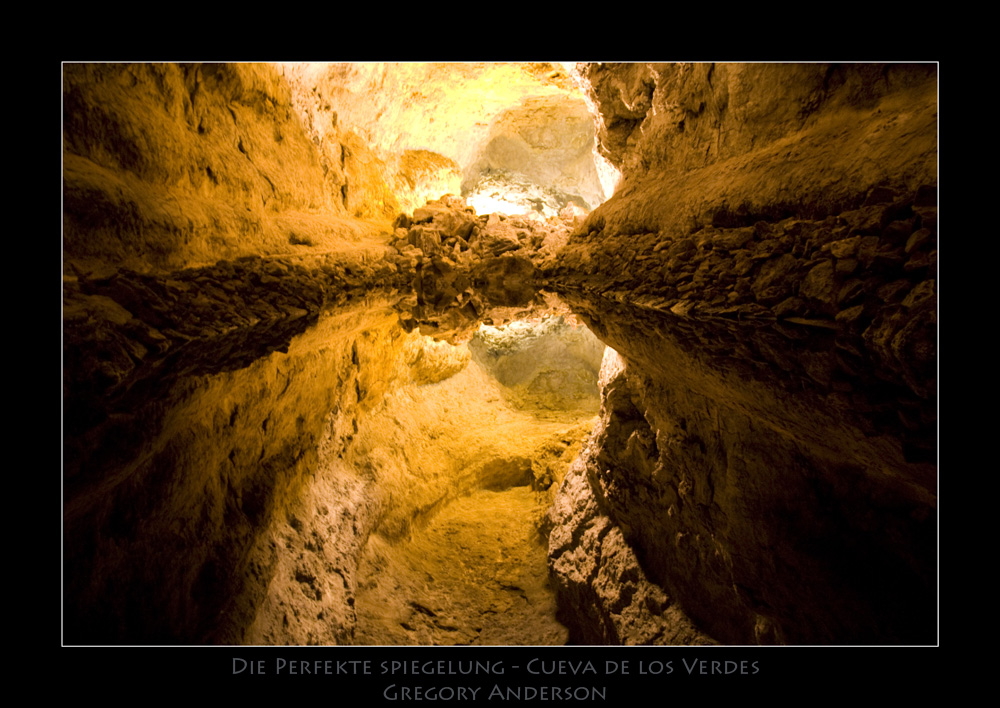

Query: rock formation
<box><xmin>62</xmin><ymin>61</ymin><xmax>937</xmax><ymax>647</ymax></box>
<box><xmin>544</xmin><ymin>63</ymin><xmax>936</xmax><ymax>645</ymax></box>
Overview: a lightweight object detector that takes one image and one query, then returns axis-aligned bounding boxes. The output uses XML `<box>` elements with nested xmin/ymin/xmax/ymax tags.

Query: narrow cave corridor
<box><xmin>62</xmin><ymin>62</ymin><xmax>938</xmax><ymax>648</ymax></box>
<box><xmin>242</xmin><ymin>314</ymin><xmax>605</xmax><ymax>645</ymax></box>
<box><xmin>348</xmin><ymin>319</ymin><xmax>602</xmax><ymax>646</ymax></box>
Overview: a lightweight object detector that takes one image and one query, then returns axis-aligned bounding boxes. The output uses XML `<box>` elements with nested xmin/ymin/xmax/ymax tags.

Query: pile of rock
<box><xmin>554</xmin><ymin>186</ymin><xmax>937</xmax><ymax>403</ymax></box>
<box><xmin>559</xmin><ymin>187</ymin><xmax>935</xmax><ymax>315</ymax></box>
<box><xmin>386</xmin><ymin>195</ymin><xmax>585</xmax><ymax>341</ymax></box>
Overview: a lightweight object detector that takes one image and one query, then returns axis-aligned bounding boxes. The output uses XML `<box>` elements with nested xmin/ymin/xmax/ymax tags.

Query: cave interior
<box><xmin>62</xmin><ymin>61</ymin><xmax>938</xmax><ymax>648</ymax></box>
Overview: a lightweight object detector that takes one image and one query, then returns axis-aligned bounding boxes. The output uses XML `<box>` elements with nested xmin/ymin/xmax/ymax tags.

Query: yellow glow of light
<box><xmin>466</xmin><ymin>191</ymin><xmax>541</xmax><ymax>218</ymax></box>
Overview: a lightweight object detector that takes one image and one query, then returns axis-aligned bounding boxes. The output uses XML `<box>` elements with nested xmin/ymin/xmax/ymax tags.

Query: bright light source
<box><xmin>466</xmin><ymin>192</ymin><xmax>535</xmax><ymax>218</ymax></box>
<box><xmin>464</xmin><ymin>170</ymin><xmax>588</xmax><ymax>219</ymax></box>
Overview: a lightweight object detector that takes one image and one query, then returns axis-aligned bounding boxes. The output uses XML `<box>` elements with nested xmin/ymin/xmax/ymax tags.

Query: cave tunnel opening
<box><xmin>62</xmin><ymin>61</ymin><xmax>938</xmax><ymax>647</ymax></box>
<box><xmin>348</xmin><ymin>315</ymin><xmax>606</xmax><ymax>645</ymax></box>
<box><xmin>460</xmin><ymin>93</ymin><xmax>610</xmax><ymax>219</ymax></box>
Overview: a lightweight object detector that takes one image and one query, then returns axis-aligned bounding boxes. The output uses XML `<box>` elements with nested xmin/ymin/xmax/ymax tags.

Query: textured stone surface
<box><xmin>585</xmin><ymin>63</ymin><xmax>937</xmax><ymax>183</ymax></box>
<box><xmin>320</xmin><ymin>329</ymin><xmax>596</xmax><ymax>645</ymax></box>
<box><xmin>354</xmin><ymin>486</ymin><xmax>569</xmax><ymax>645</ymax></box>
<box><xmin>563</xmin><ymin>64</ymin><xmax>937</xmax><ymax>280</ymax></box>
<box><xmin>547</xmin><ymin>350</ymin><xmax>716</xmax><ymax>645</ymax></box>
<box><xmin>546</xmin><ymin>191</ymin><xmax>938</xmax><ymax>462</ymax></box>
<box><xmin>470</xmin><ymin>317</ymin><xmax>605</xmax><ymax>413</ymax></box>
<box><xmin>244</xmin><ymin>331</ymin><xmax>594</xmax><ymax>646</ymax></box>
<box><xmin>63</xmin><ymin>63</ymin><xmax>389</xmax><ymax>274</ymax></box>
<box><xmin>278</xmin><ymin>62</ymin><xmax>593</xmax><ymax>215</ymax></box>
<box><xmin>64</xmin><ymin>297</ymin><xmax>417</xmax><ymax>643</ymax></box>
<box><xmin>63</xmin><ymin>253</ymin><xmax>405</xmax><ymax>454</ymax></box>
<box><xmin>539</xmin><ymin>62</ymin><xmax>938</xmax><ymax>645</ymax></box>
<box><xmin>388</xmin><ymin>195</ymin><xmax>586</xmax><ymax>342</ymax></box>
<box><xmin>462</xmin><ymin>94</ymin><xmax>605</xmax><ymax>212</ymax></box>
<box><xmin>550</xmin><ymin>289</ymin><xmax>936</xmax><ymax>644</ymax></box>
<box><xmin>63</xmin><ymin>62</ymin><xmax>938</xmax><ymax>647</ymax></box>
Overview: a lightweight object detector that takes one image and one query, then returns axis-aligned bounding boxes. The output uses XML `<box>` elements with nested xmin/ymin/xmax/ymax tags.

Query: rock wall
<box><xmin>62</xmin><ymin>62</ymin><xmax>938</xmax><ymax>647</ymax></box>
<box><xmin>461</xmin><ymin>94</ymin><xmax>606</xmax><ymax>211</ymax></box>
<box><xmin>279</xmin><ymin>63</ymin><xmax>603</xmax><ymax>216</ymax></box>
<box><xmin>64</xmin><ymin>289</ymin><xmax>413</xmax><ymax>643</ymax></box>
<box><xmin>585</xmin><ymin>63</ymin><xmax>936</xmax><ymax>192</ymax></box>
<box><xmin>561</xmin><ymin>63</ymin><xmax>937</xmax><ymax>286</ymax></box>
<box><xmin>60</xmin><ymin>60</ymin><xmax>584</xmax><ymax>644</ymax></box>
<box><xmin>547</xmin><ymin>348</ymin><xmax>716</xmax><ymax>645</ymax></box>
<box><xmin>469</xmin><ymin>317</ymin><xmax>605</xmax><ymax>414</ymax></box>
<box><xmin>63</xmin><ymin>63</ymin><xmax>387</xmax><ymax>274</ymax></box>
<box><xmin>555</xmin><ymin>291</ymin><xmax>936</xmax><ymax>644</ymax></box>
<box><xmin>61</xmin><ymin>63</ymin><xmax>415</xmax><ymax>642</ymax></box>
<box><xmin>544</xmin><ymin>63</ymin><xmax>938</xmax><ymax>644</ymax></box>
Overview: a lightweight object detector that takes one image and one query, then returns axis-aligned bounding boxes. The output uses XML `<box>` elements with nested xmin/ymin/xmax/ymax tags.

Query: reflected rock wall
<box><xmin>543</xmin><ymin>62</ymin><xmax>937</xmax><ymax>644</ymax></box>
<box><xmin>62</xmin><ymin>62</ymin><xmax>938</xmax><ymax>646</ymax></box>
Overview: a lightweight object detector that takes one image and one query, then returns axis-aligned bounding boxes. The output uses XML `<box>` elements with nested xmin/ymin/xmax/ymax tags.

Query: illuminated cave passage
<box><xmin>63</xmin><ymin>62</ymin><xmax>938</xmax><ymax>646</ymax></box>
<box><xmin>245</xmin><ymin>314</ymin><xmax>605</xmax><ymax>645</ymax></box>
<box><xmin>355</xmin><ymin>318</ymin><xmax>604</xmax><ymax>645</ymax></box>
<box><xmin>351</xmin><ymin>318</ymin><xmax>603</xmax><ymax>645</ymax></box>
